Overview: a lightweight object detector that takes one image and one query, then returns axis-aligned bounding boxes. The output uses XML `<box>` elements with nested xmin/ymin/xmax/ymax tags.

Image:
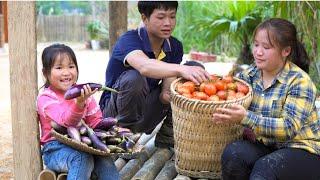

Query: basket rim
<box><xmin>51</xmin><ymin>129</ymin><xmax>143</xmax><ymax>158</ymax></box>
<box><xmin>170</xmin><ymin>76</ymin><xmax>253</xmax><ymax>105</ymax></box>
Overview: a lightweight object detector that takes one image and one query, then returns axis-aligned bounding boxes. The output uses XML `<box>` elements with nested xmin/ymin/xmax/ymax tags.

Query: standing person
<box><xmin>37</xmin><ymin>44</ymin><xmax>119</xmax><ymax>180</ymax></box>
<box><xmin>99</xmin><ymin>1</ymin><xmax>210</xmax><ymax>148</ymax></box>
<box><xmin>212</xmin><ymin>18</ymin><xmax>320</xmax><ymax>180</ymax></box>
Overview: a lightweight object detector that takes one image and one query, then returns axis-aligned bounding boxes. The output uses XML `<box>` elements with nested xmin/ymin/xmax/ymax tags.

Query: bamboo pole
<box><xmin>8</xmin><ymin>2</ymin><xmax>41</xmax><ymax>179</ymax></box>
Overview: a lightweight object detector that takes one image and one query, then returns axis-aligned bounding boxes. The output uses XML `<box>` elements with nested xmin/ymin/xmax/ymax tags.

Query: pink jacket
<box><xmin>37</xmin><ymin>86</ymin><xmax>102</xmax><ymax>145</ymax></box>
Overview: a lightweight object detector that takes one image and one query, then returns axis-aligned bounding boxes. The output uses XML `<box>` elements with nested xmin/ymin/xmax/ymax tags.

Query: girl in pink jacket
<box><xmin>37</xmin><ymin>44</ymin><xmax>119</xmax><ymax>180</ymax></box>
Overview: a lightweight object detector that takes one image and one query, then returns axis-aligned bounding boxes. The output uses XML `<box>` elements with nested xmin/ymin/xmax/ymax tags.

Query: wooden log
<box><xmin>131</xmin><ymin>148</ymin><xmax>173</xmax><ymax>180</ymax></box>
<box><xmin>119</xmin><ymin>136</ymin><xmax>157</xmax><ymax>180</ymax></box>
<box><xmin>56</xmin><ymin>173</ymin><xmax>67</xmax><ymax>180</ymax></box>
<box><xmin>37</xmin><ymin>169</ymin><xmax>56</xmax><ymax>180</ymax></box>
<box><xmin>174</xmin><ymin>175</ymin><xmax>192</xmax><ymax>180</ymax></box>
<box><xmin>8</xmin><ymin>2</ymin><xmax>42</xmax><ymax>179</ymax></box>
<box><xmin>154</xmin><ymin>156</ymin><xmax>177</xmax><ymax>180</ymax></box>
<box><xmin>115</xmin><ymin>157</ymin><xmax>127</xmax><ymax>171</ymax></box>
<box><xmin>114</xmin><ymin>132</ymin><xmax>148</xmax><ymax>171</ymax></box>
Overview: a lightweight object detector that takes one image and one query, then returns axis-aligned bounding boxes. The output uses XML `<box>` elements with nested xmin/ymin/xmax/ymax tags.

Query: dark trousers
<box><xmin>221</xmin><ymin>140</ymin><xmax>320</xmax><ymax>180</ymax></box>
<box><xmin>101</xmin><ymin>70</ymin><xmax>170</xmax><ymax>133</ymax></box>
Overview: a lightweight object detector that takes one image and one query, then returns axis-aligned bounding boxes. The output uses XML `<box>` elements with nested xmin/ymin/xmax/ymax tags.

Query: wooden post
<box><xmin>8</xmin><ymin>2</ymin><xmax>42</xmax><ymax>179</ymax></box>
<box><xmin>109</xmin><ymin>1</ymin><xmax>127</xmax><ymax>56</ymax></box>
<box><xmin>2</xmin><ymin>1</ymin><xmax>7</xmax><ymax>43</ymax></box>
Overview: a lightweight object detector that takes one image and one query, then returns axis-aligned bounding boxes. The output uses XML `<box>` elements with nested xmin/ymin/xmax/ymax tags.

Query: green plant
<box><xmin>86</xmin><ymin>20</ymin><xmax>108</xmax><ymax>40</ymax></box>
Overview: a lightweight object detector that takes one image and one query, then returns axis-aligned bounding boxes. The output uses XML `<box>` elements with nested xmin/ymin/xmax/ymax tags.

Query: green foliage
<box><xmin>36</xmin><ymin>1</ymin><xmax>107</xmax><ymax>15</ymax></box>
<box><xmin>36</xmin><ymin>1</ymin><xmax>63</xmax><ymax>15</ymax></box>
<box><xmin>86</xmin><ymin>20</ymin><xmax>108</xmax><ymax>40</ymax></box>
<box><xmin>175</xmin><ymin>1</ymin><xmax>265</xmax><ymax>64</ymax></box>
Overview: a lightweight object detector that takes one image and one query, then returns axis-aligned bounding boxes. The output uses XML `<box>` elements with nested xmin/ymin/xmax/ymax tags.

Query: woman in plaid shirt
<box><xmin>213</xmin><ymin>18</ymin><xmax>320</xmax><ymax>180</ymax></box>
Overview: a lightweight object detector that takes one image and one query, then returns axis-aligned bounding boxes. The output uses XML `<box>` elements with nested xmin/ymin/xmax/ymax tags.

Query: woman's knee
<box><xmin>251</xmin><ymin>155</ymin><xmax>279</xmax><ymax>180</ymax></box>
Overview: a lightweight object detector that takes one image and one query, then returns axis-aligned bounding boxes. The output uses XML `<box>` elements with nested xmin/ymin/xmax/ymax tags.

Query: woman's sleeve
<box><xmin>242</xmin><ymin>76</ymin><xmax>317</xmax><ymax>141</ymax></box>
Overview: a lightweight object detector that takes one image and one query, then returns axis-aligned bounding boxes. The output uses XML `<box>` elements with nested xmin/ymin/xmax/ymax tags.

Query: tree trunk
<box><xmin>109</xmin><ymin>1</ymin><xmax>127</xmax><ymax>57</ymax></box>
<box><xmin>237</xmin><ymin>43</ymin><xmax>253</xmax><ymax>65</ymax></box>
<box><xmin>8</xmin><ymin>2</ymin><xmax>42</xmax><ymax>179</ymax></box>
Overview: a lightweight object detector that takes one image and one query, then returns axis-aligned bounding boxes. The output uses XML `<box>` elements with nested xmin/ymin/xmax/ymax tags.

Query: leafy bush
<box><xmin>86</xmin><ymin>20</ymin><xmax>108</xmax><ymax>40</ymax></box>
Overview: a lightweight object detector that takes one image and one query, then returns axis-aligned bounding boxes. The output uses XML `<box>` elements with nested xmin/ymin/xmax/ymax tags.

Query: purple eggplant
<box><xmin>118</xmin><ymin>131</ymin><xmax>134</xmax><ymax>137</ymax></box>
<box><xmin>81</xmin><ymin>121</ymin><xmax>110</xmax><ymax>152</ymax></box>
<box><xmin>81</xmin><ymin>136</ymin><xmax>92</xmax><ymax>145</ymax></box>
<box><xmin>79</xmin><ymin>126</ymin><xmax>87</xmax><ymax>135</ymax></box>
<box><xmin>95</xmin><ymin>117</ymin><xmax>118</xmax><ymax>130</ymax></box>
<box><xmin>105</xmin><ymin>137</ymin><xmax>122</xmax><ymax>145</ymax></box>
<box><xmin>94</xmin><ymin>131</ymin><xmax>109</xmax><ymax>139</ymax></box>
<box><xmin>64</xmin><ymin>83</ymin><xmax>118</xmax><ymax>100</ymax></box>
<box><xmin>107</xmin><ymin>145</ymin><xmax>125</xmax><ymax>153</ymax></box>
<box><xmin>67</xmin><ymin>126</ymin><xmax>81</xmax><ymax>142</ymax></box>
<box><xmin>125</xmin><ymin>137</ymin><xmax>135</xmax><ymax>148</ymax></box>
<box><xmin>51</xmin><ymin>121</ymin><xmax>67</xmax><ymax>134</ymax></box>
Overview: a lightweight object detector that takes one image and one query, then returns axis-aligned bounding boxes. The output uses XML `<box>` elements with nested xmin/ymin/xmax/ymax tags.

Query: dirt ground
<box><xmin>0</xmin><ymin>43</ymin><xmax>109</xmax><ymax>179</ymax></box>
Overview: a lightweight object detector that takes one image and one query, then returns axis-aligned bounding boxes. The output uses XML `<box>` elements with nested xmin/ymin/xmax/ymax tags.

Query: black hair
<box><xmin>184</xmin><ymin>61</ymin><xmax>205</xmax><ymax>70</ymax></box>
<box><xmin>138</xmin><ymin>1</ymin><xmax>178</xmax><ymax>18</ymax></box>
<box><xmin>253</xmin><ymin>18</ymin><xmax>310</xmax><ymax>72</ymax></box>
<box><xmin>41</xmin><ymin>43</ymin><xmax>79</xmax><ymax>87</ymax></box>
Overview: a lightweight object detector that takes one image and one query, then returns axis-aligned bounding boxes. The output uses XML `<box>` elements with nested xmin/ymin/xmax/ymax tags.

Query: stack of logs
<box><xmin>51</xmin><ymin>124</ymin><xmax>214</xmax><ymax>180</ymax></box>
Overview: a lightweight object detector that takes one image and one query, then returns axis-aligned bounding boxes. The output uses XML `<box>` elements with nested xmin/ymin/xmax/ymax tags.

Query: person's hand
<box><xmin>243</xmin><ymin>127</ymin><xmax>256</xmax><ymax>142</ymax></box>
<box><xmin>212</xmin><ymin>104</ymin><xmax>247</xmax><ymax>124</ymax></box>
<box><xmin>159</xmin><ymin>90</ymin><xmax>171</xmax><ymax>104</ymax></box>
<box><xmin>76</xmin><ymin>84</ymin><xmax>98</xmax><ymax>108</ymax></box>
<box><xmin>179</xmin><ymin>65</ymin><xmax>211</xmax><ymax>85</ymax></box>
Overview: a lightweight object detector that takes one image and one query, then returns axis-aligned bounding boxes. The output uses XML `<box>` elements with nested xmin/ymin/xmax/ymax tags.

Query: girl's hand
<box><xmin>76</xmin><ymin>84</ymin><xmax>98</xmax><ymax>108</ymax></box>
<box><xmin>212</xmin><ymin>104</ymin><xmax>247</xmax><ymax>124</ymax></box>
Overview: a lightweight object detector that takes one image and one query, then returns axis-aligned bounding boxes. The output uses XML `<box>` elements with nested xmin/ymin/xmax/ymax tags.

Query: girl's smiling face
<box><xmin>48</xmin><ymin>53</ymin><xmax>78</xmax><ymax>93</ymax></box>
<box><xmin>252</xmin><ymin>29</ymin><xmax>290</xmax><ymax>74</ymax></box>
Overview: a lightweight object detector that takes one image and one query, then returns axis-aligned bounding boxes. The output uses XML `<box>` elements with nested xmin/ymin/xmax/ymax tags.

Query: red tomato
<box><xmin>182</xmin><ymin>93</ymin><xmax>193</xmax><ymax>98</ymax></box>
<box><xmin>236</xmin><ymin>82</ymin><xmax>249</xmax><ymax>95</ymax></box>
<box><xmin>235</xmin><ymin>92</ymin><xmax>245</xmax><ymax>98</ymax></box>
<box><xmin>227</xmin><ymin>89</ymin><xmax>236</xmax><ymax>97</ymax></box>
<box><xmin>215</xmin><ymin>81</ymin><xmax>227</xmax><ymax>91</ymax></box>
<box><xmin>177</xmin><ymin>86</ymin><xmax>191</xmax><ymax>95</ymax></box>
<box><xmin>222</xmin><ymin>75</ymin><xmax>234</xmax><ymax>83</ymax></box>
<box><xmin>227</xmin><ymin>95</ymin><xmax>236</xmax><ymax>100</ymax></box>
<box><xmin>210</xmin><ymin>74</ymin><xmax>220</xmax><ymax>81</ymax></box>
<box><xmin>204</xmin><ymin>82</ymin><xmax>217</xmax><ymax>96</ymax></box>
<box><xmin>208</xmin><ymin>95</ymin><xmax>220</xmax><ymax>101</ymax></box>
<box><xmin>226</xmin><ymin>82</ymin><xmax>237</xmax><ymax>91</ymax></box>
<box><xmin>216</xmin><ymin>90</ymin><xmax>227</xmax><ymax>100</ymax></box>
<box><xmin>199</xmin><ymin>82</ymin><xmax>207</xmax><ymax>92</ymax></box>
<box><xmin>182</xmin><ymin>81</ymin><xmax>196</xmax><ymax>93</ymax></box>
<box><xmin>192</xmin><ymin>91</ymin><xmax>209</xmax><ymax>100</ymax></box>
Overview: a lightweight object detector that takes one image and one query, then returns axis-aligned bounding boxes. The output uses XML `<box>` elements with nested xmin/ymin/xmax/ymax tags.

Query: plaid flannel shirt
<box><xmin>239</xmin><ymin>61</ymin><xmax>320</xmax><ymax>155</ymax></box>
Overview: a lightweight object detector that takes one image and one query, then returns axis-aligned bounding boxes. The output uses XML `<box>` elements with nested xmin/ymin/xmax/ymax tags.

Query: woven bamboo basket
<box><xmin>170</xmin><ymin>77</ymin><xmax>253</xmax><ymax>179</ymax></box>
<box><xmin>51</xmin><ymin>129</ymin><xmax>143</xmax><ymax>159</ymax></box>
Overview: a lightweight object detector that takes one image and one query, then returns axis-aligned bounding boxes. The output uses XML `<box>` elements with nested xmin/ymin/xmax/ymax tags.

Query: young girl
<box><xmin>37</xmin><ymin>44</ymin><xmax>120</xmax><ymax>180</ymax></box>
<box><xmin>212</xmin><ymin>18</ymin><xmax>320</xmax><ymax>179</ymax></box>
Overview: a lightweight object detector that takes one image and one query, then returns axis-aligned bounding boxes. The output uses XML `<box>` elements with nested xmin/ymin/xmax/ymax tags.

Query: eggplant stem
<box><xmin>100</xmin><ymin>86</ymin><xmax>118</xmax><ymax>93</ymax></box>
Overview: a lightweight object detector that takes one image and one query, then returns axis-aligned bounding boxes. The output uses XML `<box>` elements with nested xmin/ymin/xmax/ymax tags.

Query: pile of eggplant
<box><xmin>51</xmin><ymin>117</ymin><xmax>137</xmax><ymax>154</ymax></box>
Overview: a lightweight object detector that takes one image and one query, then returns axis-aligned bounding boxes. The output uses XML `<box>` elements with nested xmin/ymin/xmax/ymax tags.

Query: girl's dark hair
<box><xmin>41</xmin><ymin>43</ymin><xmax>78</xmax><ymax>87</ymax></box>
<box><xmin>138</xmin><ymin>1</ymin><xmax>178</xmax><ymax>18</ymax></box>
<box><xmin>253</xmin><ymin>18</ymin><xmax>310</xmax><ymax>72</ymax></box>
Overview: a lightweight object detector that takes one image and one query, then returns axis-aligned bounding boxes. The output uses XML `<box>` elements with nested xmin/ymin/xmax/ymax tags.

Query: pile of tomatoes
<box><xmin>176</xmin><ymin>75</ymin><xmax>250</xmax><ymax>101</ymax></box>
